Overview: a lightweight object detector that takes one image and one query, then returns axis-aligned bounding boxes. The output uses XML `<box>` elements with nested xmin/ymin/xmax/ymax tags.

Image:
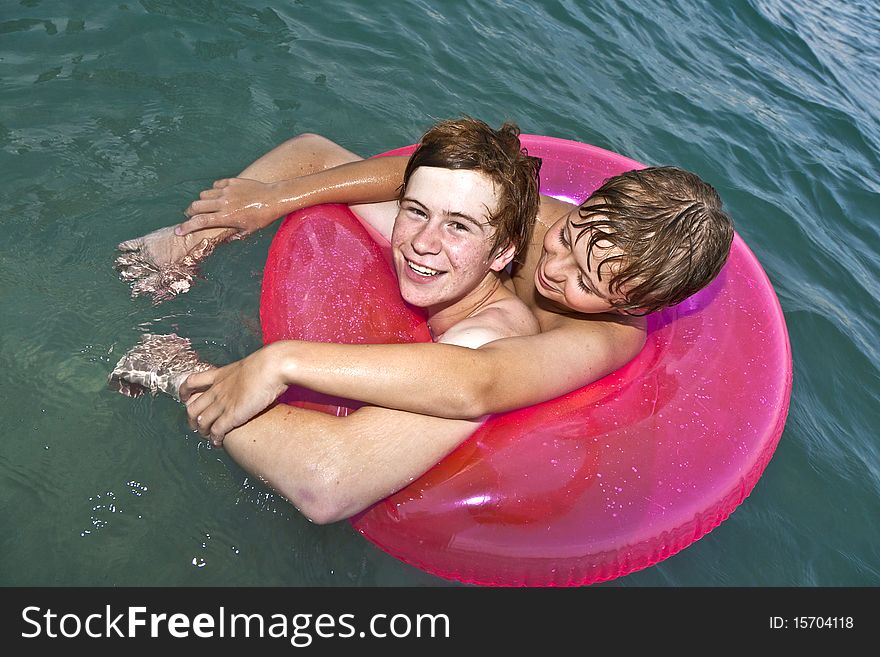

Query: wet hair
<box><xmin>401</xmin><ymin>117</ymin><xmax>542</xmax><ymax>262</ymax></box>
<box><xmin>573</xmin><ymin>166</ymin><xmax>734</xmax><ymax>314</ymax></box>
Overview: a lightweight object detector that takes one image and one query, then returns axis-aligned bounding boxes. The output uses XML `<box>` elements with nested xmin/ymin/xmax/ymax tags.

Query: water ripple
<box><xmin>1</xmin><ymin>0</ymin><xmax>878</xmax><ymax>587</ymax></box>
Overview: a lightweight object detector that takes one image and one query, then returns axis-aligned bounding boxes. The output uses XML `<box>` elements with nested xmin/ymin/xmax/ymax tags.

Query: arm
<box><xmin>116</xmin><ymin>155</ymin><xmax>408</xmax><ymax>303</ymax></box>
<box><xmin>218</xmin><ymin>402</ymin><xmax>479</xmax><ymax>524</ymax></box>
<box><xmin>181</xmin><ymin>314</ymin><xmax>646</xmax><ymax>436</ymax></box>
<box><xmin>177</xmin><ymin>156</ymin><xmax>408</xmax><ymax>237</ymax></box>
<box><xmin>196</xmin><ymin>315</ymin><xmax>643</xmax><ymax>523</ymax></box>
<box><xmin>279</xmin><ymin>314</ymin><xmax>645</xmax><ymax>415</ymax></box>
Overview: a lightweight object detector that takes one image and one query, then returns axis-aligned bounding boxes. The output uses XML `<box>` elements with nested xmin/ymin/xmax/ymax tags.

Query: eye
<box><xmin>558</xmin><ymin>229</ymin><xmax>569</xmax><ymax>248</ymax></box>
<box><xmin>576</xmin><ymin>276</ymin><xmax>593</xmax><ymax>294</ymax></box>
<box><xmin>404</xmin><ymin>204</ymin><xmax>427</xmax><ymax>219</ymax></box>
<box><xmin>450</xmin><ymin>221</ymin><xmax>470</xmax><ymax>232</ymax></box>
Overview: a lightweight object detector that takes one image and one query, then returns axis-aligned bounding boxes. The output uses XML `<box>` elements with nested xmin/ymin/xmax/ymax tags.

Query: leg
<box><xmin>183</xmin><ymin>132</ymin><xmax>369</xmax><ymax>223</ymax></box>
<box><xmin>233</xmin><ymin>132</ymin><xmax>397</xmax><ymax>237</ymax></box>
<box><xmin>109</xmin><ymin>333</ymin><xmax>478</xmax><ymax>523</ymax></box>
<box><xmin>219</xmin><ymin>403</ymin><xmax>479</xmax><ymax>524</ymax></box>
<box><xmin>236</xmin><ymin>133</ymin><xmax>364</xmax><ymax>182</ymax></box>
<box><xmin>116</xmin><ymin>133</ymin><xmax>367</xmax><ymax>303</ymax></box>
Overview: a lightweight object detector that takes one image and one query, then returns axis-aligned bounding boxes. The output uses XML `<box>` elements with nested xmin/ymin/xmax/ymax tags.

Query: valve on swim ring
<box><xmin>260</xmin><ymin>137</ymin><xmax>792</xmax><ymax>587</ymax></box>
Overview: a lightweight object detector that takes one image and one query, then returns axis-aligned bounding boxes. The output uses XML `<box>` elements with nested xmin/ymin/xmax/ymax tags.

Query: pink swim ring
<box><xmin>260</xmin><ymin>135</ymin><xmax>792</xmax><ymax>587</ymax></box>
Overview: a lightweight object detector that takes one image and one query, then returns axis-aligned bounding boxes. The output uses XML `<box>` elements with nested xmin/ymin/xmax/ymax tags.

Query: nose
<box><xmin>542</xmin><ymin>222</ymin><xmax>570</xmax><ymax>282</ymax></box>
<box><xmin>410</xmin><ymin>221</ymin><xmax>442</xmax><ymax>255</ymax></box>
<box><xmin>542</xmin><ymin>253</ymin><xmax>565</xmax><ymax>283</ymax></box>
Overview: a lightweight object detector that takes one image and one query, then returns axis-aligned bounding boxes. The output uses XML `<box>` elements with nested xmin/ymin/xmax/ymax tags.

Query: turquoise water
<box><xmin>1</xmin><ymin>0</ymin><xmax>877</xmax><ymax>587</ymax></box>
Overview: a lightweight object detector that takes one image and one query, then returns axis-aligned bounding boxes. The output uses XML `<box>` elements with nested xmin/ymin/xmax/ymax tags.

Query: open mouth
<box><xmin>406</xmin><ymin>259</ymin><xmax>443</xmax><ymax>277</ymax></box>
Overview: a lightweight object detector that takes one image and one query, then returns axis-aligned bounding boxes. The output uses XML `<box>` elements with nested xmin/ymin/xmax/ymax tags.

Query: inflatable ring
<box><xmin>260</xmin><ymin>135</ymin><xmax>792</xmax><ymax>586</ymax></box>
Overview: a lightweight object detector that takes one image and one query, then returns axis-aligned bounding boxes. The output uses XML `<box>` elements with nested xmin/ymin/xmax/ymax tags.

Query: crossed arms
<box><xmin>184</xmin><ymin>311</ymin><xmax>642</xmax><ymax>523</ymax></box>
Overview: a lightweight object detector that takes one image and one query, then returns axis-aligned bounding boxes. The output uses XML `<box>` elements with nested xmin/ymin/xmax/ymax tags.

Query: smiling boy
<box><xmin>112</xmin><ymin>118</ymin><xmax>548</xmax><ymax>519</ymax></box>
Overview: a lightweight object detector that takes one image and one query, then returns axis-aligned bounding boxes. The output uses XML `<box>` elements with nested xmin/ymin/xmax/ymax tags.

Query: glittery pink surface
<box><xmin>262</xmin><ymin>138</ymin><xmax>792</xmax><ymax>587</ymax></box>
<box><xmin>260</xmin><ymin>204</ymin><xmax>431</xmax><ymax>414</ymax></box>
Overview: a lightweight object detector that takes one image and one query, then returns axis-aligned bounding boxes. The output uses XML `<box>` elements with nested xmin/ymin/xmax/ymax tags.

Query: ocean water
<box><xmin>1</xmin><ymin>0</ymin><xmax>877</xmax><ymax>587</ymax></box>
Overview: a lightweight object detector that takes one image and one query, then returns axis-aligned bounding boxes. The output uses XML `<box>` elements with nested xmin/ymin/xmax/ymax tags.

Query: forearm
<box><xmin>263</xmin><ymin>156</ymin><xmax>407</xmax><ymax>222</ymax></box>
<box><xmin>220</xmin><ymin>403</ymin><xmax>478</xmax><ymax>523</ymax></box>
<box><xmin>270</xmin><ymin>334</ymin><xmax>585</xmax><ymax>419</ymax></box>
<box><xmin>268</xmin><ymin>318</ymin><xmax>647</xmax><ymax>419</ymax></box>
<box><xmin>271</xmin><ymin>340</ymin><xmax>495</xmax><ymax>418</ymax></box>
<box><xmin>181</xmin><ymin>317</ymin><xmax>646</xmax><ymax>441</ymax></box>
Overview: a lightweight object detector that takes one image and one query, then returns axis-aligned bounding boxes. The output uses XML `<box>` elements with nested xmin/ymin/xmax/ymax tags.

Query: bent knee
<box><xmin>280</xmin><ymin>459</ymin><xmax>359</xmax><ymax>525</ymax></box>
<box><xmin>284</xmin><ymin>133</ymin><xmax>362</xmax><ymax>169</ymax></box>
<box><xmin>287</xmin><ymin>132</ymin><xmax>334</xmax><ymax>149</ymax></box>
<box><xmin>295</xmin><ymin>487</ymin><xmax>357</xmax><ymax>525</ymax></box>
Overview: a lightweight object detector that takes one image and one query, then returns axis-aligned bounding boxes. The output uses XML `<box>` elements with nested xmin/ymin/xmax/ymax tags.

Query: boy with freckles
<box><xmin>113</xmin><ymin>117</ymin><xmax>545</xmax><ymax>521</ymax></box>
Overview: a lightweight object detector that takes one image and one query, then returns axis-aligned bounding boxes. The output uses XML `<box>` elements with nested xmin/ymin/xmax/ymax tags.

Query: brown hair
<box><xmin>401</xmin><ymin>117</ymin><xmax>541</xmax><ymax>262</ymax></box>
<box><xmin>573</xmin><ymin>166</ymin><xmax>734</xmax><ymax>314</ymax></box>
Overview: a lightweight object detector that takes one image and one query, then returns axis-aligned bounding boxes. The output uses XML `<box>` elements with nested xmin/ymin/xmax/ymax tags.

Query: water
<box><xmin>1</xmin><ymin>0</ymin><xmax>877</xmax><ymax>587</ymax></box>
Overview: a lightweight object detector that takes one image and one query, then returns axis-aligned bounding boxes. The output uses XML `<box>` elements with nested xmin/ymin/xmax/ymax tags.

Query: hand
<box><xmin>179</xmin><ymin>344</ymin><xmax>289</xmax><ymax>443</ymax></box>
<box><xmin>114</xmin><ymin>225</ymin><xmax>236</xmax><ymax>303</ymax></box>
<box><xmin>177</xmin><ymin>178</ymin><xmax>283</xmax><ymax>236</ymax></box>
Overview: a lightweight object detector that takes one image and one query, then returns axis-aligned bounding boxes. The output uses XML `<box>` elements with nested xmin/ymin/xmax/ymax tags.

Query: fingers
<box><xmin>178</xmin><ymin>196</ymin><xmax>232</xmax><ymax>235</ymax></box>
<box><xmin>178</xmin><ymin>369</ymin><xmax>216</xmax><ymax>401</ymax></box>
<box><xmin>184</xmin><ymin>198</ymin><xmax>222</xmax><ymax>217</ymax></box>
<box><xmin>183</xmin><ymin>372</ymin><xmax>220</xmax><ymax>431</ymax></box>
<box><xmin>178</xmin><ymin>178</ymin><xmax>253</xmax><ymax>235</ymax></box>
<box><xmin>185</xmin><ymin>392</ymin><xmax>230</xmax><ymax>442</ymax></box>
<box><xmin>175</xmin><ymin>215</ymin><xmax>206</xmax><ymax>235</ymax></box>
<box><xmin>185</xmin><ymin>390</ymin><xmax>210</xmax><ymax>431</ymax></box>
<box><xmin>199</xmin><ymin>188</ymin><xmax>223</xmax><ymax>200</ymax></box>
<box><xmin>176</xmin><ymin>211</ymin><xmax>223</xmax><ymax>236</ymax></box>
<box><xmin>177</xmin><ymin>213</ymin><xmax>248</xmax><ymax>237</ymax></box>
<box><xmin>209</xmin><ymin>416</ymin><xmax>232</xmax><ymax>443</ymax></box>
<box><xmin>188</xmin><ymin>179</ymin><xmax>229</xmax><ymax>208</ymax></box>
<box><xmin>193</xmin><ymin>406</ymin><xmax>222</xmax><ymax>438</ymax></box>
<box><xmin>181</xmin><ymin>367</ymin><xmax>241</xmax><ymax>442</ymax></box>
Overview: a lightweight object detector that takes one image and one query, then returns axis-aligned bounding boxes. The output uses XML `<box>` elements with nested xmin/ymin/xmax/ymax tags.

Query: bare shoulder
<box><xmin>468</xmin><ymin>309</ymin><xmax>648</xmax><ymax>397</ymax></box>
<box><xmin>538</xmin><ymin>194</ymin><xmax>576</xmax><ymax>221</ymax></box>
<box><xmin>349</xmin><ymin>199</ymin><xmax>398</xmax><ymax>242</ymax></box>
<box><xmin>439</xmin><ymin>296</ymin><xmax>540</xmax><ymax>349</ymax></box>
<box><xmin>539</xmin><ymin>309</ymin><xmax>647</xmax><ymax>363</ymax></box>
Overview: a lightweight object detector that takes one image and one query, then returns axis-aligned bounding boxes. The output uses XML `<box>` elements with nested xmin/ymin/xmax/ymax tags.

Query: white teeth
<box><xmin>407</xmin><ymin>261</ymin><xmax>441</xmax><ymax>276</ymax></box>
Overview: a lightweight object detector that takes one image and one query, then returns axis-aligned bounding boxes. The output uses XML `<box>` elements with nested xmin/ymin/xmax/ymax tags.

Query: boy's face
<box><xmin>535</xmin><ymin>208</ymin><xmax>627</xmax><ymax>314</ymax></box>
<box><xmin>391</xmin><ymin>166</ymin><xmax>513</xmax><ymax>312</ymax></box>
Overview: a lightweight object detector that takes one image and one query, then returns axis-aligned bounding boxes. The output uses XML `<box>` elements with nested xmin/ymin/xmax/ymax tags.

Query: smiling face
<box><xmin>534</xmin><ymin>208</ymin><xmax>629</xmax><ymax>314</ymax></box>
<box><xmin>391</xmin><ymin>166</ymin><xmax>514</xmax><ymax>316</ymax></box>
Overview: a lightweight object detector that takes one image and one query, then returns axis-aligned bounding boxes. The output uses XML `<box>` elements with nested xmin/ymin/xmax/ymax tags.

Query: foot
<box><xmin>114</xmin><ymin>226</ymin><xmax>238</xmax><ymax>304</ymax></box>
<box><xmin>109</xmin><ymin>333</ymin><xmax>214</xmax><ymax>401</ymax></box>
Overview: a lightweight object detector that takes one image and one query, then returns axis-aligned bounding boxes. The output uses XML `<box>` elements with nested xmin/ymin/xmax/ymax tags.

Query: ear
<box><xmin>489</xmin><ymin>242</ymin><xmax>517</xmax><ymax>272</ymax></box>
